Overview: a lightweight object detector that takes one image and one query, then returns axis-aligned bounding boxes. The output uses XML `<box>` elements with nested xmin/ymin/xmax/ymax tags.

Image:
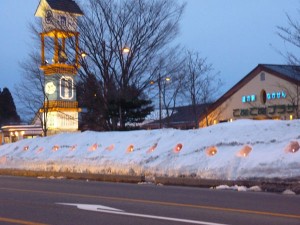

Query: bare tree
<box><xmin>155</xmin><ymin>48</ymin><xmax>185</xmax><ymax>128</ymax></box>
<box><xmin>182</xmin><ymin>50</ymin><xmax>221</xmax><ymax>127</ymax></box>
<box><xmin>77</xmin><ymin>0</ymin><xmax>186</xmax><ymax>130</ymax></box>
<box><xmin>277</xmin><ymin>13</ymin><xmax>300</xmax><ymax>119</ymax></box>
<box><xmin>14</xmin><ymin>51</ymin><xmax>49</xmax><ymax>136</ymax></box>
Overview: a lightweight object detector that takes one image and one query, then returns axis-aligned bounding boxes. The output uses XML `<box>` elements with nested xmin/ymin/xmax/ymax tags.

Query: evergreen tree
<box><xmin>77</xmin><ymin>74</ymin><xmax>107</xmax><ymax>131</ymax></box>
<box><xmin>108</xmin><ymin>86</ymin><xmax>153</xmax><ymax>130</ymax></box>
<box><xmin>0</xmin><ymin>87</ymin><xmax>21</xmax><ymax>126</ymax></box>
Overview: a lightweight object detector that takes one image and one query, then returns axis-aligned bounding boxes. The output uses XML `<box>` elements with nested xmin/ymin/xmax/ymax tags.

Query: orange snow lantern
<box><xmin>147</xmin><ymin>143</ymin><xmax>158</xmax><ymax>153</ymax></box>
<box><xmin>174</xmin><ymin>143</ymin><xmax>183</xmax><ymax>153</ymax></box>
<box><xmin>284</xmin><ymin>141</ymin><xmax>300</xmax><ymax>153</ymax></box>
<box><xmin>52</xmin><ymin>145</ymin><xmax>60</xmax><ymax>152</ymax></box>
<box><xmin>236</xmin><ymin>145</ymin><xmax>252</xmax><ymax>157</ymax></box>
<box><xmin>127</xmin><ymin>144</ymin><xmax>134</xmax><ymax>153</ymax></box>
<box><xmin>206</xmin><ymin>146</ymin><xmax>218</xmax><ymax>156</ymax></box>
<box><xmin>89</xmin><ymin>143</ymin><xmax>98</xmax><ymax>151</ymax></box>
<box><xmin>105</xmin><ymin>144</ymin><xmax>115</xmax><ymax>151</ymax></box>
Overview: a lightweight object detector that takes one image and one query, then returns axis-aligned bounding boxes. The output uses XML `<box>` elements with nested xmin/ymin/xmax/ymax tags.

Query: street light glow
<box><xmin>122</xmin><ymin>46</ymin><xmax>130</xmax><ymax>53</ymax></box>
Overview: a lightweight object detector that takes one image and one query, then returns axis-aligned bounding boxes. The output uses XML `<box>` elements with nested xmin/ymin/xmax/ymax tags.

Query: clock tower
<box><xmin>35</xmin><ymin>0</ymin><xmax>83</xmax><ymax>134</ymax></box>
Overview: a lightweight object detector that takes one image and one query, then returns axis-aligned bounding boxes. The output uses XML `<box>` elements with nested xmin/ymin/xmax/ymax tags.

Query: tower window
<box><xmin>260</xmin><ymin>72</ymin><xmax>265</xmax><ymax>81</ymax></box>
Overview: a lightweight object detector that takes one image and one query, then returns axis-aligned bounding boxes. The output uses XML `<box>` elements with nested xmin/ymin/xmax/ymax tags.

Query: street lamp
<box><xmin>122</xmin><ymin>46</ymin><xmax>130</xmax><ymax>54</ymax></box>
<box><xmin>151</xmin><ymin>74</ymin><xmax>171</xmax><ymax>128</ymax></box>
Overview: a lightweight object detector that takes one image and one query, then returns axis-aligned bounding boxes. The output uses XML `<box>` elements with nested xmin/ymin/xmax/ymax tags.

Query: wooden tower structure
<box><xmin>35</xmin><ymin>0</ymin><xmax>83</xmax><ymax>134</ymax></box>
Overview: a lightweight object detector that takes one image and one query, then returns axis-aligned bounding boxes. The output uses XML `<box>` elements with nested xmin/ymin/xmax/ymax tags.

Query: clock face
<box><xmin>45</xmin><ymin>81</ymin><xmax>56</xmax><ymax>95</ymax></box>
<box><xmin>45</xmin><ymin>10</ymin><xmax>53</xmax><ymax>24</ymax></box>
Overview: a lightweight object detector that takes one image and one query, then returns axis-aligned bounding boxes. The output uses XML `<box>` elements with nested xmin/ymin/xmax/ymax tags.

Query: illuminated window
<box><xmin>290</xmin><ymin>115</ymin><xmax>293</xmax><ymax>120</ymax></box>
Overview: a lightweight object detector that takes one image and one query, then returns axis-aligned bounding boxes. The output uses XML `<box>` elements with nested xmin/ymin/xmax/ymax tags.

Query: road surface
<box><xmin>0</xmin><ymin>176</ymin><xmax>299</xmax><ymax>225</ymax></box>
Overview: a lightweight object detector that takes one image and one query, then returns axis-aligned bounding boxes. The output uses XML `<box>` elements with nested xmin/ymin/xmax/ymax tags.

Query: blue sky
<box><xmin>0</xmin><ymin>0</ymin><xmax>299</xmax><ymax>98</ymax></box>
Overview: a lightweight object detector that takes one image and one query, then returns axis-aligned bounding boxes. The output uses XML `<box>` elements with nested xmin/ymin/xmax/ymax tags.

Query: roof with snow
<box><xmin>143</xmin><ymin>104</ymin><xmax>210</xmax><ymax>129</ymax></box>
<box><xmin>262</xmin><ymin>64</ymin><xmax>300</xmax><ymax>81</ymax></box>
<box><xmin>46</xmin><ymin>0</ymin><xmax>83</xmax><ymax>14</ymax></box>
<box><xmin>35</xmin><ymin>0</ymin><xmax>83</xmax><ymax>17</ymax></box>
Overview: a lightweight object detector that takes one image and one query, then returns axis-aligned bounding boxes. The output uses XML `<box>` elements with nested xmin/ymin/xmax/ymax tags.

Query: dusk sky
<box><xmin>1</xmin><ymin>0</ymin><xmax>300</xmax><ymax>102</ymax></box>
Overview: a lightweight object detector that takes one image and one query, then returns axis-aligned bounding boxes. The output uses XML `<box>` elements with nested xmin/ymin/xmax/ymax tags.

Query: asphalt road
<box><xmin>0</xmin><ymin>176</ymin><xmax>299</xmax><ymax>225</ymax></box>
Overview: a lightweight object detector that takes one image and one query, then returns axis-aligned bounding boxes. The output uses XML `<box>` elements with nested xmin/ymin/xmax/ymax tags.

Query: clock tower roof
<box><xmin>35</xmin><ymin>0</ymin><xmax>83</xmax><ymax>17</ymax></box>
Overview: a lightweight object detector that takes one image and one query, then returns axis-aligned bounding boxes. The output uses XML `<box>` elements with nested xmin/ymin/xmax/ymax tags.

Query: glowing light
<box><xmin>15</xmin><ymin>132</ymin><xmax>19</xmax><ymax>137</ymax></box>
<box><xmin>122</xmin><ymin>46</ymin><xmax>130</xmax><ymax>53</ymax></box>
<box><xmin>81</xmin><ymin>52</ymin><xmax>87</xmax><ymax>58</ymax></box>
<box><xmin>290</xmin><ymin>115</ymin><xmax>293</xmax><ymax>120</ymax></box>
<box><xmin>173</xmin><ymin>143</ymin><xmax>183</xmax><ymax>153</ymax></box>
<box><xmin>284</xmin><ymin>141</ymin><xmax>299</xmax><ymax>153</ymax></box>
<box><xmin>21</xmin><ymin>131</ymin><xmax>25</xmax><ymax>136</ymax></box>
<box><xmin>105</xmin><ymin>144</ymin><xmax>115</xmax><ymax>151</ymax></box>
<box><xmin>206</xmin><ymin>146</ymin><xmax>218</xmax><ymax>156</ymax></box>
<box><xmin>52</xmin><ymin>145</ymin><xmax>60</xmax><ymax>152</ymax></box>
<box><xmin>89</xmin><ymin>143</ymin><xmax>98</xmax><ymax>151</ymax></box>
<box><xmin>127</xmin><ymin>144</ymin><xmax>134</xmax><ymax>153</ymax></box>
<box><xmin>165</xmin><ymin>77</ymin><xmax>171</xmax><ymax>82</ymax></box>
<box><xmin>236</xmin><ymin>145</ymin><xmax>252</xmax><ymax>157</ymax></box>
<box><xmin>147</xmin><ymin>143</ymin><xmax>158</xmax><ymax>153</ymax></box>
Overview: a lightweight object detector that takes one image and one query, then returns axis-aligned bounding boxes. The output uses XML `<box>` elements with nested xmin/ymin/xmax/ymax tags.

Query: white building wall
<box><xmin>200</xmin><ymin>70</ymin><xmax>299</xmax><ymax>127</ymax></box>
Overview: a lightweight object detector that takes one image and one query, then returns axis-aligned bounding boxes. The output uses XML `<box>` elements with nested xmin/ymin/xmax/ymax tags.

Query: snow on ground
<box><xmin>0</xmin><ymin>119</ymin><xmax>300</xmax><ymax>181</ymax></box>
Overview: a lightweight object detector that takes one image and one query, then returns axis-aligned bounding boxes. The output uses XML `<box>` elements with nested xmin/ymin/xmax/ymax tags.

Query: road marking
<box><xmin>57</xmin><ymin>203</ymin><xmax>229</xmax><ymax>225</ymax></box>
<box><xmin>0</xmin><ymin>216</ymin><xmax>47</xmax><ymax>225</ymax></box>
<box><xmin>1</xmin><ymin>187</ymin><xmax>300</xmax><ymax>220</ymax></box>
<box><xmin>58</xmin><ymin>203</ymin><xmax>123</xmax><ymax>212</ymax></box>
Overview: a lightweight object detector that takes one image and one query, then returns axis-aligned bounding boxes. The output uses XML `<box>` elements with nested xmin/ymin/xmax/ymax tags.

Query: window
<box><xmin>260</xmin><ymin>72</ymin><xmax>265</xmax><ymax>81</ymax></box>
<box><xmin>60</xmin><ymin>16</ymin><xmax>67</xmax><ymax>27</ymax></box>
<box><xmin>260</xmin><ymin>89</ymin><xmax>266</xmax><ymax>104</ymax></box>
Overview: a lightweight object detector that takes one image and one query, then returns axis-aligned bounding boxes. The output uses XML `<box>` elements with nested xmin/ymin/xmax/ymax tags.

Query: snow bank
<box><xmin>0</xmin><ymin>119</ymin><xmax>300</xmax><ymax>181</ymax></box>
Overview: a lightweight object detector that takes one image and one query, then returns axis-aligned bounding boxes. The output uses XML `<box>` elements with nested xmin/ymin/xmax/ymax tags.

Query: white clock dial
<box><xmin>45</xmin><ymin>81</ymin><xmax>56</xmax><ymax>94</ymax></box>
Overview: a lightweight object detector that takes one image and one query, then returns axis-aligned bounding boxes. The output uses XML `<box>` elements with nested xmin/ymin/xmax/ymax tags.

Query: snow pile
<box><xmin>214</xmin><ymin>185</ymin><xmax>262</xmax><ymax>192</ymax></box>
<box><xmin>0</xmin><ymin>119</ymin><xmax>300</xmax><ymax>181</ymax></box>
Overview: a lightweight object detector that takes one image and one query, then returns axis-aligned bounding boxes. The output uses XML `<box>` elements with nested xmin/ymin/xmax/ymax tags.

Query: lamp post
<box><xmin>158</xmin><ymin>73</ymin><xmax>162</xmax><ymax>129</ymax></box>
<box><xmin>151</xmin><ymin>74</ymin><xmax>170</xmax><ymax>129</ymax></box>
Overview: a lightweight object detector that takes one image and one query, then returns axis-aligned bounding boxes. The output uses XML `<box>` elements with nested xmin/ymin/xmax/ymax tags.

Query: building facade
<box><xmin>199</xmin><ymin>64</ymin><xmax>300</xmax><ymax>127</ymax></box>
<box><xmin>0</xmin><ymin>125</ymin><xmax>43</xmax><ymax>144</ymax></box>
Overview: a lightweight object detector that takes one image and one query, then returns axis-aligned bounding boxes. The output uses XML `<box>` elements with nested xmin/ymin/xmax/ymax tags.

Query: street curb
<box><xmin>0</xmin><ymin>169</ymin><xmax>143</xmax><ymax>183</ymax></box>
<box><xmin>0</xmin><ymin>169</ymin><xmax>299</xmax><ymax>194</ymax></box>
<box><xmin>155</xmin><ymin>176</ymin><xmax>300</xmax><ymax>194</ymax></box>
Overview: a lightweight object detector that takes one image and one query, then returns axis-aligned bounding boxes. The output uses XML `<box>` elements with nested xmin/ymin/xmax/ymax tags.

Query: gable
<box><xmin>200</xmin><ymin>64</ymin><xmax>300</xmax><ymax>124</ymax></box>
<box><xmin>35</xmin><ymin>0</ymin><xmax>83</xmax><ymax>17</ymax></box>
